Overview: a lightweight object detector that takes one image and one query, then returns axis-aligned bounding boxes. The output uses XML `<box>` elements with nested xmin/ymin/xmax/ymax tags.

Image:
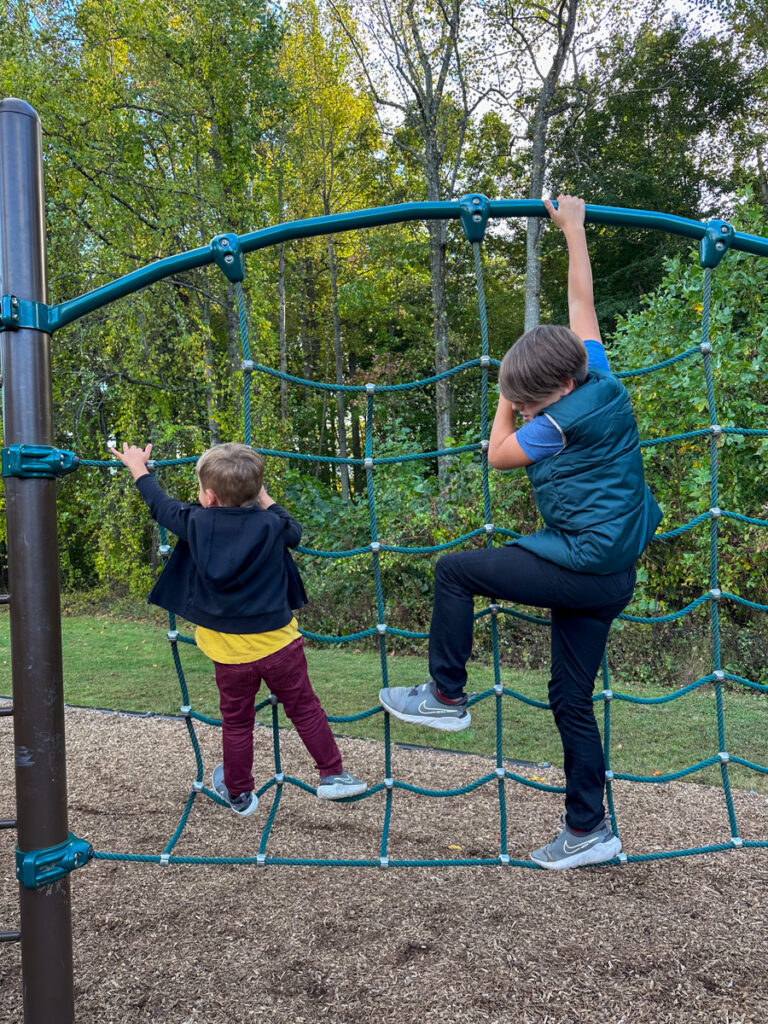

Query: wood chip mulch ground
<box><xmin>1</xmin><ymin>707</ymin><xmax>767</xmax><ymax>1023</ymax></box>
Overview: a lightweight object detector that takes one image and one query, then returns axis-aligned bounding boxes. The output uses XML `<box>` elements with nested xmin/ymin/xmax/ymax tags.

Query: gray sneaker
<box><xmin>211</xmin><ymin>763</ymin><xmax>259</xmax><ymax>818</ymax></box>
<box><xmin>378</xmin><ymin>679</ymin><xmax>471</xmax><ymax>733</ymax></box>
<box><xmin>531</xmin><ymin>815</ymin><xmax>621</xmax><ymax>870</ymax></box>
<box><xmin>316</xmin><ymin>771</ymin><xmax>368</xmax><ymax>800</ymax></box>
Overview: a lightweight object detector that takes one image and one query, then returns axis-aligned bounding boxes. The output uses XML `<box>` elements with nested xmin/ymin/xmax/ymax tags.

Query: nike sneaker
<box><xmin>530</xmin><ymin>815</ymin><xmax>621</xmax><ymax>870</ymax></box>
<box><xmin>378</xmin><ymin>678</ymin><xmax>471</xmax><ymax>733</ymax></box>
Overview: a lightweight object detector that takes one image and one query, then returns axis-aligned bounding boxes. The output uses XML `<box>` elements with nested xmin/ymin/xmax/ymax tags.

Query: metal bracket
<box><xmin>0</xmin><ymin>295</ymin><xmax>51</xmax><ymax>333</ymax></box>
<box><xmin>459</xmin><ymin>194</ymin><xmax>491</xmax><ymax>243</ymax></box>
<box><xmin>210</xmin><ymin>233</ymin><xmax>245</xmax><ymax>282</ymax></box>
<box><xmin>1</xmin><ymin>444</ymin><xmax>79</xmax><ymax>479</ymax></box>
<box><xmin>698</xmin><ymin>220</ymin><xmax>735</xmax><ymax>268</ymax></box>
<box><xmin>16</xmin><ymin>832</ymin><xmax>93</xmax><ymax>889</ymax></box>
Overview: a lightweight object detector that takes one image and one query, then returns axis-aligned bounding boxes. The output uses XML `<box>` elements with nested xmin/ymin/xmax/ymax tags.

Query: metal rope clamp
<box><xmin>698</xmin><ymin>220</ymin><xmax>735</xmax><ymax>268</ymax></box>
<box><xmin>210</xmin><ymin>233</ymin><xmax>245</xmax><ymax>282</ymax></box>
<box><xmin>16</xmin><ymin>832</ymin><xmax>93</xmax><ymax>889</ymax></box>
<box><xmin>1</xmin><ymin>444</ymin><xmax>79</xmax><ymax>479</ymax></box>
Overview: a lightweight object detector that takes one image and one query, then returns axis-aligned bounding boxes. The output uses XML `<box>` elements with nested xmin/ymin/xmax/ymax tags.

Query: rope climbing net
<box><xmin>70</xmin><ymin>201</ymin><xmax>768</xmax><ymax>869</ymax></box>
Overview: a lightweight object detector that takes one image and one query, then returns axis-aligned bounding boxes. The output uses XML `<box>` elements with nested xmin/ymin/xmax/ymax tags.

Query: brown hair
<box><xmin>498</xmin><ymin>325</ymin><xmax>588</xmax><ymax>404</ymax></box>
<box><xmin>196</xmin><ymin>443</ymin><xmax>264</xmax><ymax>508</ymax></box>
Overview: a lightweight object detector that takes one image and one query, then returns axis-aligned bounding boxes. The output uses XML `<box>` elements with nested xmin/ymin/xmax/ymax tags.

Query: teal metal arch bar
<box><xmin>25</xmin><ymin>199</ymin><xmax>768</xmax><ymax>334</ymax></box>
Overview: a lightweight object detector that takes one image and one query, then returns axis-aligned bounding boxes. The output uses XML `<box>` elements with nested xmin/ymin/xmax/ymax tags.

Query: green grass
<box><xmin>0</xmin><ymin>613</ymin><xmax>766</xmax><ymax>793</ymax></box>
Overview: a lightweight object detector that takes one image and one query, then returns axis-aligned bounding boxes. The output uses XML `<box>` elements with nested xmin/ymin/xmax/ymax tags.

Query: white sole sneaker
<box><xmin>379</xmin><ymin>699</ymin><xmax>471</xmax><ymax>732</ymax></box>
<box><xmin>532</xmin><ymin>835</ymin><xmax>622</xmax><ymax>870</ymax></box>
<box><xmin>316</xmin><ymin>771</ymin><xmax>368</xmax><ymax>800</ymax></box>
<box><xmin>211</xmin><ymin>763</ymin><xmax>259</xmax><ymax>817</ymax></box>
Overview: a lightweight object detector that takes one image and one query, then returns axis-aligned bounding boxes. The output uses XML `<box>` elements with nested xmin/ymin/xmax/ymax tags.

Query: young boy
<box><xmin>379</xmin><ymin>195</ymin><xmax>661</xmax><ymax>869</ymax></box>
<box><xmin>110</xmin><ymin>441</ymin><xmax>367</xmax><ymax>816</ymax></box>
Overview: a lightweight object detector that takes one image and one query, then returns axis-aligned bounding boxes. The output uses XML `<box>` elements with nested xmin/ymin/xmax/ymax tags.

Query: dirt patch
<box><xmin>1</xmin><ymin>707</ymin><xmax>767</xmax><ymax>1024</ymax></box>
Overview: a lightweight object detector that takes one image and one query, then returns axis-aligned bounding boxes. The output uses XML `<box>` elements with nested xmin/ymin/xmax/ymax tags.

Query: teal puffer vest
<box><xmin>513</xmin><ymin>369</ymin><xmax>662</xmax><ymax>574</ymax></box>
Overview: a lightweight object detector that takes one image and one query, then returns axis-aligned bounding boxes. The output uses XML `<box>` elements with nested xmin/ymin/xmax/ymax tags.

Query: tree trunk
<box><xmin>425</xmin><ymin>140</ymin><xmax>451</xmax><ymax>485</ymax></box>
<box><xmin>757</xmin><ymin>148</ymin><xmax>768</xmax><ymax>205</ymax></box>
<box><xmin>200</xmin><ymin>291</ymin><xmax>221</xmax><ymax>445</ymax></box>
<box><xmin>327</xmin><ymin>234</ymin><xmax>350</xmax><ymax>499</ymax></box>
<box><xmin>524</xmin><ymin>0</ymin><xmax>580</xmax><ymax>331</ymax></box>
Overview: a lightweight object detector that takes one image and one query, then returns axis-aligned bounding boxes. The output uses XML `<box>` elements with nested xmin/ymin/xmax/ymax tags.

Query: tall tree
<box><xmin>543</xmin><ymin>17</ymin><xmax>753</xmax><ymax>330</ymax></box>
<box><xmin>327</xmin><ymin>0</ymin><xmax>491</xmax><ymax>482</ymax></box>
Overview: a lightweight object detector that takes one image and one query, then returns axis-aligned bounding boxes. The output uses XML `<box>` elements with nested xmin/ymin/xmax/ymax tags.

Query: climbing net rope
<box><xmin>77</xmin><ymin>214</ymin><xmax>768</xmax><ymax>870</ymax></box>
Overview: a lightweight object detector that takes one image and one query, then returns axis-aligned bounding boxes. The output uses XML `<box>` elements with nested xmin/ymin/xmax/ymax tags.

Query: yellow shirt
<box><xmin>195</xmin><ymin>618</ymin><xmax>301</xmax><ymax>664</ymax></box>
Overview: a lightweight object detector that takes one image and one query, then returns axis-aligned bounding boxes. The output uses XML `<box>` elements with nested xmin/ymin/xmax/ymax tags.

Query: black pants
<box><xmin>428</xmin><ymin>545</ymin><xmax>636</xmax><ymax>832</ymax></box>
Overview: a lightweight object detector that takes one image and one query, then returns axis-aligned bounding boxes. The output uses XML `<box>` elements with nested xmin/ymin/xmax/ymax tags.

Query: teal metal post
<box><xmin>0</xmin><ymin>99</ymin><xmax>75</xmax><ymax>1023</ymax></box>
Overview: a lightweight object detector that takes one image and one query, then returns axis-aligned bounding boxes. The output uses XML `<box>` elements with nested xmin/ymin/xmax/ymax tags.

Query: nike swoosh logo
<box><xmin>563</xmin><ymin>836</ymin><xmax>601</xmax><ymax>854</ymax></box>
<box><xmin>417</xmin><ymin>701</ymin><xmax>462</xmax><ymax>715</ymax></box>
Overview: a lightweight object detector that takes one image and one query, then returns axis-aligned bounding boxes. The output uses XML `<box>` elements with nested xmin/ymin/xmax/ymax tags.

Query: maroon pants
<box><xmin>213</xmin><ymin>636</ymin><xmax>343</xmax><ymax>797</ymax></box>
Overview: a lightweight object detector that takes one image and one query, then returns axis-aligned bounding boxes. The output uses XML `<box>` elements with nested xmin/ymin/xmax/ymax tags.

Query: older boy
<box><xmin>111</xmin><ymin>441</ymin><xmax>367</xmax><ymax>816</ymax></box>
<box><xmin>379</xmin><ymin>196</ymin><xmax>661</xmax><ymax>868</ymax></box>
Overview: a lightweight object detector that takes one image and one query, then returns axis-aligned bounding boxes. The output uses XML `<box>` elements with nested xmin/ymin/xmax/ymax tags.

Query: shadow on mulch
<box><xmin>1</xmin><ymin>707</ymin><xmax>766</xmax><ymax>1024</ymax></box>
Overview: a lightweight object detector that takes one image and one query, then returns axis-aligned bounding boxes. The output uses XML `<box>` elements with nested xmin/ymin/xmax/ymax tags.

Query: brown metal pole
<box><xmin>0</xmin><ymin>99</ymin><xmax>75</xmax><ymax>1023</ymax></box>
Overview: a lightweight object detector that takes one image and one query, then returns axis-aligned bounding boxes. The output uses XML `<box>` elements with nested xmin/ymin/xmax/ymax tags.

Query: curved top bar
<box><xmin>48</xmin><ymin>198</ymin><xmax>768</xmax><ymax>332</ymax></box>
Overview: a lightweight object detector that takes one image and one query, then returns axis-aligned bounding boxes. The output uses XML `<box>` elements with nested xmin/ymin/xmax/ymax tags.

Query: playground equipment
<box><xmin>1</xmin><ymin>98</ymin><xmax>767</xmax><ymax>1023</ymax></box>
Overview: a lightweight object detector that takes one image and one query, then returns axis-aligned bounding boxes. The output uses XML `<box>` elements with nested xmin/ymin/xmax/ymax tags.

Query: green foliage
<box><xmin>611</xmin><ymin>192</ymin><xmax>768</xmax><ymax>608</ymax></box>
<box><xmin>545</xmin><ymin>17</ymin><xmax>757</xmax><ymax>331</ymax></box>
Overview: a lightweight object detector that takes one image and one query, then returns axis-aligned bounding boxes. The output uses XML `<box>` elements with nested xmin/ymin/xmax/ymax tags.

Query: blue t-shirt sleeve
<box><xmin>516</xmin><ymin>416</ymin><xmax>565</xmax><ymax>460</ymax></box>
<box><xmin>584</xmin><ymin>338</ymin><xmax>610</xmax><ymax>372</ymax></box>
<box><xmin>514</xmin><ymin>340</ymin><xmax>611</xmax><ymax>462</ymax></box>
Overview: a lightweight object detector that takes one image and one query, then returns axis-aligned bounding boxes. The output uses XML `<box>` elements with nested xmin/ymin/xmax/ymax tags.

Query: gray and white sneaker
<box><xmin>212</xmin><ymin>763</ymin><xmax>259</xmax><ymax>817</ymax></box>
<box><xmin>531</xmin><ymin>815</ymin><xmax>621</xmax><ymax>870</ymax></box>
<box><xmin>316</xmin><ymin>771</ymin><xmax>368</xmax><ymax>800</ymax></box>
<box><xmin>378</xmin><ymin>679</ymin><xmax>471</xmax><ymax>732</ymax></box>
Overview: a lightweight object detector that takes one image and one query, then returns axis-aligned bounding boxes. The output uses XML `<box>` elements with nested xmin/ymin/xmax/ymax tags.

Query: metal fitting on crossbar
<box><xmin>167</xmin><ymin>630</ymin><xmax>179</xmax><ymax>642</ymax></box>
<box><xmin>180</xmin><ymin>705</ymin><xmax>191</xmax><ymax>717</ymax></box>
<box><xmin>257</xmin><ymin>853</ymin><xmax>267</xmax><ymax>867</ymax></box>
<box><xmin>16</xmin><ymin>833</ymin><xmax>93</xmax><ymax>889</ymax></box>
<box><xmin>384</xmin><ymin>777</ymin><xmax>394</xmax><ymax>789</ymax></box>
<box><xmin>158</xmin><ymin>544</ymin><xmax>171</xmax><ymax>557</ymax></box>
<box><xmin>484</xmin><ymin>523</ymin><xmax>494</xmax><ymax>535</ymax></box>
<box><xmin>370</xmin><ymin>541</ymin><xmax>381</xmax><ymax>552</ymax></box>
<box><xmin>493</xmin><ymin>683</ymin><xmax>503</xmax><ymax>696</ymax></box>
<box><xmin>192</xmin><ymin>780</ymin><xmax>204</xmax><ymax>792</ymax></box>
<box><xmin>709</xmin><ymin>588</ymin><xmax>722</xmax><ymax>601</ymax></box>
<box><xmin>364</xmin><ymin>457</ymin><xmax>374</xmax><ymax>470</ymax></box>
<box><xmin>713</xmin><ymin>670</ymin><xmax>725</xmax><ymax>681</ymax></box>
<box><xmin>480</xmin><ymin>439</ymin><xmax>489</xmax><ymax>452</ymax></box>
<box><xmin>269</xmin><ymin>693</ymin><xmax>279</xmax><ymax>705</ymax></box>
<box><xmin>700</xmin><ymin>341</ymin><xmax>712</xmax><ymax>355</ymax></box>
<box><xmin>159</xmin><ymin>854</ymin><xmax>170</xmax><ymax>867</ymax></box>
<box><xmin>709</xmin><ymin>507</ymin><xmax>722</xmax><ymax>519</ymax></box>
<box><xmin>605</xmin><ymin>770</ymin><xmax>615</xmax><ymax>781</ymax></box>
<box><xmin>479</xmin><ymin>355</ymin><xmax>491</xmax><ymax>369</ymax></box>
<box><xmin>241</xmin><ymin>359</ymin><xmax>255</xmax><ymax>373</ymax></box>
<box><xmin>731</xmin><ymin>836</ymin><xmax>743</xmax><ymax>848</ymax></box>
<box><xmin>365</xmin><ymin>382</ymin><xmax>376</xmax><ymax>395</ymax></box>
<box><xmin>709</xmin><ymin>424</ymin><xmax>722</xmax><ymax>437</ymax></box>
<box><xmin>495</xmin><ymin>766</ymin><xmax>506</xmax><ymax>779</ymax></box>
<box><xmin>499</xmin><ymin>853</ymin><xmax>510</xmax><ymax>865</ymax></box>
<box><xmin>617</xmin><ymin>852</ymin><xmax>628</xmax><ymax>866</ymax></box>
<box><xmin>489</xmin><ymin>603</ymin><xmax>500</xmax><ymax>616</ymax></box>
<box><xmin>379</xmin><ymin>856</ymin><xmax>389</xmax><ymax>868</ymax></box>
<box><xmin>602</xmin><ymin>689</ymin><xmax>614</xmax><ymax>701</ymax></box>
<box><xmin>2</xmin><ymin>444</ymin><xmax>79</xmax><ymax>479</ymax></box>
<box><xmin>376</xmin><ymin>623</ymin><xmax>387</xmax><ymax>634</ymax></box>
<box><xmin>274</xmin><ymin>772</ymin><xmax>285</xmax><ymax>784</ymax></box>
<box><xmin>718</xmin><ymin>751</ymin><xmax>730</xmax><ymax>763</ymax></box>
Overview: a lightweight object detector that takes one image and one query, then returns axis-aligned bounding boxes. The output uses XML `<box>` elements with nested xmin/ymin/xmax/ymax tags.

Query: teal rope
<box><xmin>87</xmin><ymin>224</ymin><xmax>768</xmax><ymax>872</ymax></box>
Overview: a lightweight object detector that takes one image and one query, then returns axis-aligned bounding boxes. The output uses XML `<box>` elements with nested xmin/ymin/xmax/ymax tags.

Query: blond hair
<box><xmin>498</xmin><ymin>325</ymin><xmax>588</xmax><ymax>405</ymax></box>
<box><xmin>196</xmin><ymin>443</ymin><xmax>264</xmax><ymax>508</ymax></box>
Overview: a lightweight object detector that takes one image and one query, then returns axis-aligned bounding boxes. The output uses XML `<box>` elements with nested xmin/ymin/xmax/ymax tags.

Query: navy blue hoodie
<box><xmin>136</xmin><ymin>474</ymin><xmax>308</xmax><ymax>633</ymax></box>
